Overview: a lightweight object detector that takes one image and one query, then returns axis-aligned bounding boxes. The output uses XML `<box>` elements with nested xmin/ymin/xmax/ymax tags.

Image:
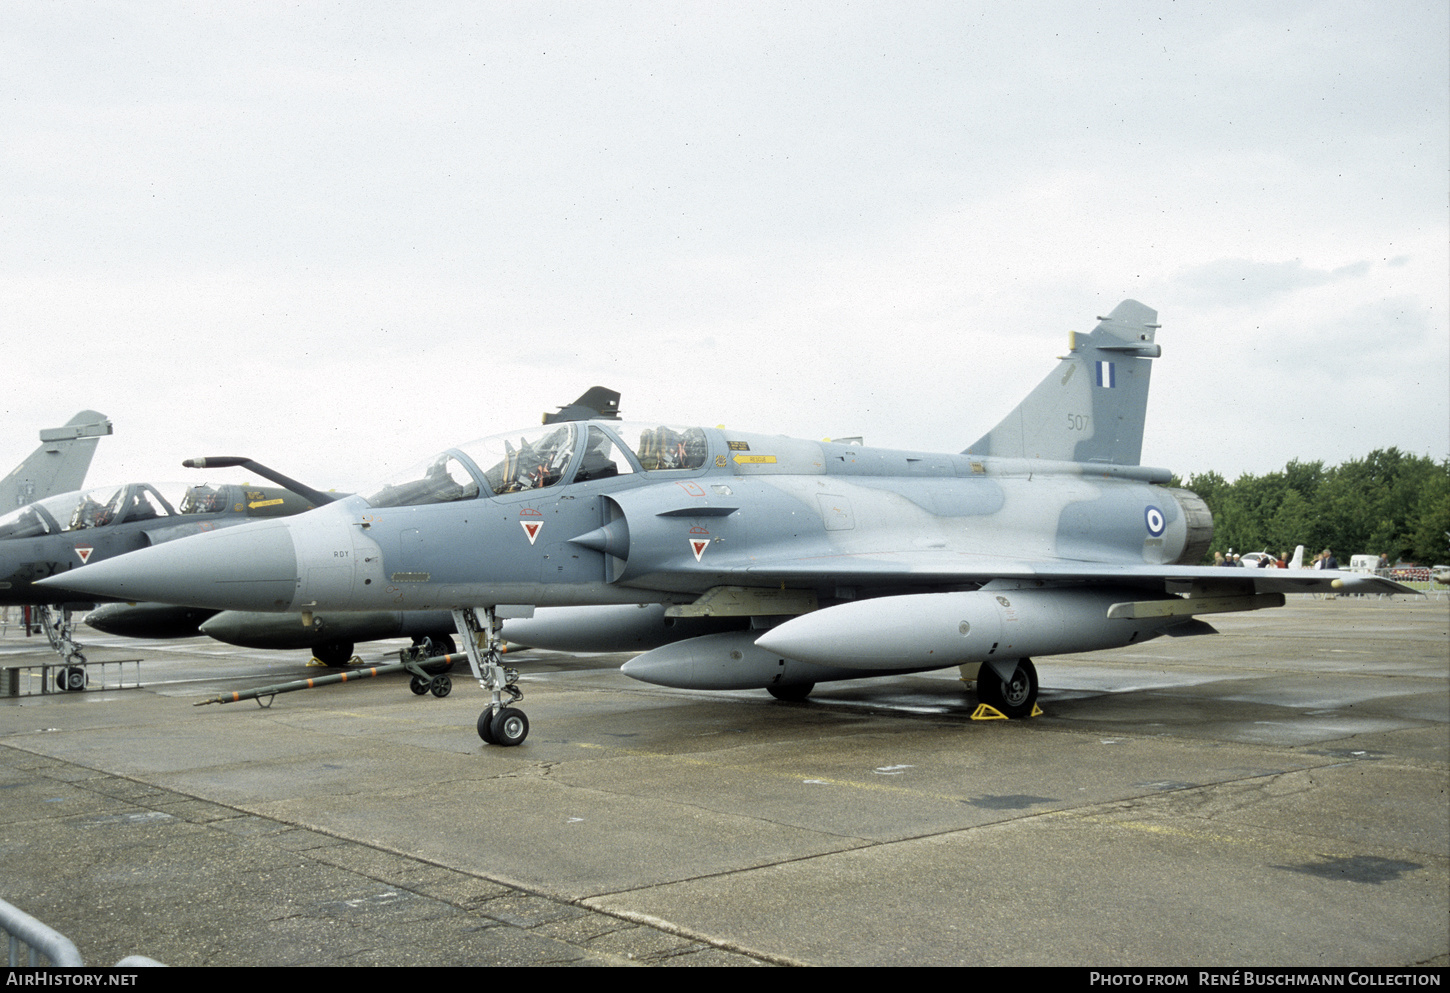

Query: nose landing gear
<box><xmin>453</xmin><ymin>607</ymin><xmax>528</xmax><ymax>746</ymax></box>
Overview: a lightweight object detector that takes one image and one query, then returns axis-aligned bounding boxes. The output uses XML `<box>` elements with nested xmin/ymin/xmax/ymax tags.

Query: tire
<box><xmin>977</xmin><ymin>658</ymin><xmax>1038</xmax><ymax>718</ymax></box>
<box><xmin>312</xmin><ymin>640</ymin><xmax>354</xmax><ymax>667</ymax></box>
<box><xmin>409</xmin><ymin>675</ymin><xmax>430</xmax><ymax>696</ymax></box>
<box><xmin>489</xmin><ymin>707</ymin><xmax>529</xmax><ymax>747</ymax></box>
<box><xmin>766</xmin><ymin>682</ymin><xmax>814</xmax><ymax>701</ymax></box>
<box><xmin>57</xmin><ymin>666</ymin><xmax>87</xmax><ymax>692</ymax></box>
<box><xmin>477</xmin><ymin>708</ymin><xmax>498</xmax><ymax>743</ymax></box>
<box><xmin>429</xmin><ymin>674</ymin><xmax>452</xmax><ymax>698</ymax></box>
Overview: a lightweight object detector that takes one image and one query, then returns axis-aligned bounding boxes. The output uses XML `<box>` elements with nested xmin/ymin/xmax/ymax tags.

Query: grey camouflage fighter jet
<box><xmin>40</xmin><ymin>301</ymin><xmax>1414</xmax><ymax>744</ymax></box>
<box><xmin>2</xmin><ymin>479</ymin><xmax>316</xmax><ymax>676</ymax></box>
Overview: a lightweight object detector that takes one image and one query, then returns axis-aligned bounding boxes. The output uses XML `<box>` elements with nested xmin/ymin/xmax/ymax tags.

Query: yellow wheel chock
<box><xmin>970</xmin><ymin>703</ymin><xmax>1044</xmax><ymax>720</ymax></box>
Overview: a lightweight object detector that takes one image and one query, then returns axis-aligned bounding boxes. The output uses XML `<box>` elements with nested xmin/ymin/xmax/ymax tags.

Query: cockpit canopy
<box><xmin>361</xmin><ymin>422</ymin><xmax>710</xmax><ymax>509</ymax></box>
<box><xmin>0</xmin><ymin>482</ymin><xmax>311</xmax><ymax>539</ymax></box>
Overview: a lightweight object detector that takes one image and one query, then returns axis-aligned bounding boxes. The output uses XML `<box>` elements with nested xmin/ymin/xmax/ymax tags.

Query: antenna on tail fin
<box><xmin>964</xmin><ymin>300</ymin><xmax>1160</xmax><ymax>466</ymax></box>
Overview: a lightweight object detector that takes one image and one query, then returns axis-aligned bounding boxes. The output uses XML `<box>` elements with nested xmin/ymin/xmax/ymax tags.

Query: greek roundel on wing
<box><xmin>1144</xmin><ymin>505</ymin><xmax>1166</xmax><ymax>537</ymax></box>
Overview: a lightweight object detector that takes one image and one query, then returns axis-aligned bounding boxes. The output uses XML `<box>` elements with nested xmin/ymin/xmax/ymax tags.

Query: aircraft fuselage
<box><xmin>40</xmin><ymin>424</ymin><xmax>1210</xmax><ymax>615</ymax></box>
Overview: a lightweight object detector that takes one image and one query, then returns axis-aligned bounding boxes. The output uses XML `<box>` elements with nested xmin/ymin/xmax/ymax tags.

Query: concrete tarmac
<box><xmin>1</xmin><ymin>596</ymin><xmax>1446</xmax><ymax>967</ymax></box>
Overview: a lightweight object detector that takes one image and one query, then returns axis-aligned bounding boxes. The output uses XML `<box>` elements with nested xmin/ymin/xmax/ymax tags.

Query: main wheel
<box><xmin>312</xmin><ymin>640</ymin><xmax>354</xmax><ymax>667</ymax></box>
<box><xmin>766</xmin><ymin>682</ymin><xmax>814</xmax><ymax>701</ymax></box>
<box><xmin>489</xmin><ymin>707</ymin><xmax>529</xmax><ymax>746</ymax></box>
<box><xmin>977</xmin><ymin>658</ymin><xmax>1038</xmax><ymax>718</ymax></box>
<box><xmin>477</xmin><ymin>708</ymin><xmax>498</xmax><ymax>743</ymax></box>
<box><xmin>57</xmin><ymin>666</ymin><xmax>87</xmax><ymax>692</ymax></box>
<box><xmin>429</xmin><ymin>674</ymin><xmax>452</xmax><ymax>698</ymax></box>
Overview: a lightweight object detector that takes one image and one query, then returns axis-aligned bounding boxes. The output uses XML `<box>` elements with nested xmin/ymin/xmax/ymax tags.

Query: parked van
<box><xmin>1348</xmin><ymin>555</ymin><xmax>1382</xmax><ymax>574</ymax></box>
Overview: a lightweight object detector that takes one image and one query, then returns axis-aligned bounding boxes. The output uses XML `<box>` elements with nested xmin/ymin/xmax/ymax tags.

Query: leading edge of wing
<box><xmin>736</xmin><ymin>554</ymin><xmax>1418</xmax><ymax>597</ymax></box>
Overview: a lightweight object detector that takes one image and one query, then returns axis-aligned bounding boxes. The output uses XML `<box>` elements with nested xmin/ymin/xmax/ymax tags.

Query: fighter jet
<box><xmin>80</xmin><ymin>387</ymin><xmax>630</xmax><ymax>666</ymax></box>
<box><xmin>40</xmin><ymin>301</ymin><xmax>1414</xmax><ymax>743</ymax></box>
<box><xmin>0</xmin><ymin>410</ymin><xmax>113</xmax><ymax>511</ymax></box>
<box><xmin>1</xmin><ymin>479</ymin><xmax>316</xmax><ymax>677</ymax></box>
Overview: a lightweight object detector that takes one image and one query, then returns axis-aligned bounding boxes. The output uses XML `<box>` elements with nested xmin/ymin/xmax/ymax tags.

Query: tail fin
<box><xmin>1289</xmin><ymin>545</ymin><xmax>1304</xmax><ymax>569</ymax></box>
<box><xmin>964</xmin><ymin>300</ymin><xmax>1160</xmax><ymax>465</ymax></box>
<box><xmin>544</xmin><ymin>386</ymin><xmax>622</xmax><ymax>424</ymax></box>
<box><xmin>0</xmin><ymin>410</ymin><xmax>113</xmax><ymax>511</ymax></box>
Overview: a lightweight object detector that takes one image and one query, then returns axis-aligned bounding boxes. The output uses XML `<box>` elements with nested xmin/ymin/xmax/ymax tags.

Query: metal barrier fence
<box><xmin>2</xmin><ymin>897</ymin><xmax>165</xmax><ymax>967</ymax></box>
<box><xmin>1389</xmin><ymin>579</ymin><xmax>1447</xmax><ymax>598</ymax></box>
<box><xmin>2</xmin><ymin>897</ymin><xmax>82</xmax><ymax>966</ymax></box>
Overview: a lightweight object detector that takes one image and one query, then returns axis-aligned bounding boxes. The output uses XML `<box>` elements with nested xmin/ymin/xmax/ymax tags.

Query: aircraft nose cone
<box><xmin>37</xmin><ymin>521</ymin><xmax>301</xmax><ymax>611</ymax></box>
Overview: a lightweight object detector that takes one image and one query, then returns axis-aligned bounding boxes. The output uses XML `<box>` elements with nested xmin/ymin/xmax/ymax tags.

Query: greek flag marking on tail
<box><xmin>962</xmin><ymin>299</ymin><xmax>1158</xmax><ymax>466</ymax></box>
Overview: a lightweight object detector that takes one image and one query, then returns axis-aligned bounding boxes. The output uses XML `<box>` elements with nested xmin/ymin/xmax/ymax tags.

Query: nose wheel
<box><xmin>477</xmin><ymin>706</ymin><xmax>529</xmax><ymax>746</ymax></box>
<box><xmin>56</xmin><ymin>665</ymin><xmax>88</xmax><ymax>692</ymax></box>
<box><xmin>454</xmin><ymin>608</ymin><xmax>529</xmax><ymax>746</ymax></box>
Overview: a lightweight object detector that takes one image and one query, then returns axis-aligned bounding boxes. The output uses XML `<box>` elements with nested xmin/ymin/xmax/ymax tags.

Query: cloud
<box><xmin>0</xmin><ymin>3</ymin><xmax>1443</xmax><ymax>492</ymax></box>
<box><xmin>1175</xmin><ymin>258</ymin><xmax>1373</xmax><ymax>308</ymax></box>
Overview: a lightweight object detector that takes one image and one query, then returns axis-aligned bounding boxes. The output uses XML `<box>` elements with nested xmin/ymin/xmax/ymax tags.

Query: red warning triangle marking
<box><xmin>521</xmin><ymin>521</ymin><xmax>543</xmax><ymax>545</ymax></box>
<box><xmin>75</xmin><ymin>545</ymin><xmax>93</xmax><ymax>564</ymax></box>
<box><xmin>690</xmin><ymin>538</ymin><xmax>709</xmax><ymax>561</ymax></box>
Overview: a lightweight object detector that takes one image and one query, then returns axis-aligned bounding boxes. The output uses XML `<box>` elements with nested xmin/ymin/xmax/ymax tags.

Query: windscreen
<box><xmin>363</xmin><ymin>453</ymin><xmax>482</xmax><ymax>508</ymax></box>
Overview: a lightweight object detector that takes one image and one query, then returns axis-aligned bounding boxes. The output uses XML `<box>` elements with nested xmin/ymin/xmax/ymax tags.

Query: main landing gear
<box><xmin>766</xmin><ymin>682</ymin><xmax>814</xmax><ymax>702</ymax></box>
<box><xmin>976</xmin><ymin>658</ymin><xmax>1039</xmax><ymax>719</ymax></box>
<box><xmin>309</xmin><ymin>639</ymin><xmax>355</xmax><ymax>668</ymax></box>
<box><xmin>453</xmin><ymin>607</ymin><xmax>528</xmax><ymax>747</ymax></box>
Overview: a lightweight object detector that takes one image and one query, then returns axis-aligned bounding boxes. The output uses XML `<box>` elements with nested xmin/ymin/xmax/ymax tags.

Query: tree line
<box><xmin>1176</xmin><ymin>448</ymin><xmax>1450</xmax><ymax>565</ymax></box>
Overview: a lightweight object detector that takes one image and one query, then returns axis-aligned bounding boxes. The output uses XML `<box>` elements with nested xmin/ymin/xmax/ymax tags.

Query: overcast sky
<box><xmin>3</xmin><ymin>1</ymin><xmax>1446</xmax><ymax>497</ymax></box>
